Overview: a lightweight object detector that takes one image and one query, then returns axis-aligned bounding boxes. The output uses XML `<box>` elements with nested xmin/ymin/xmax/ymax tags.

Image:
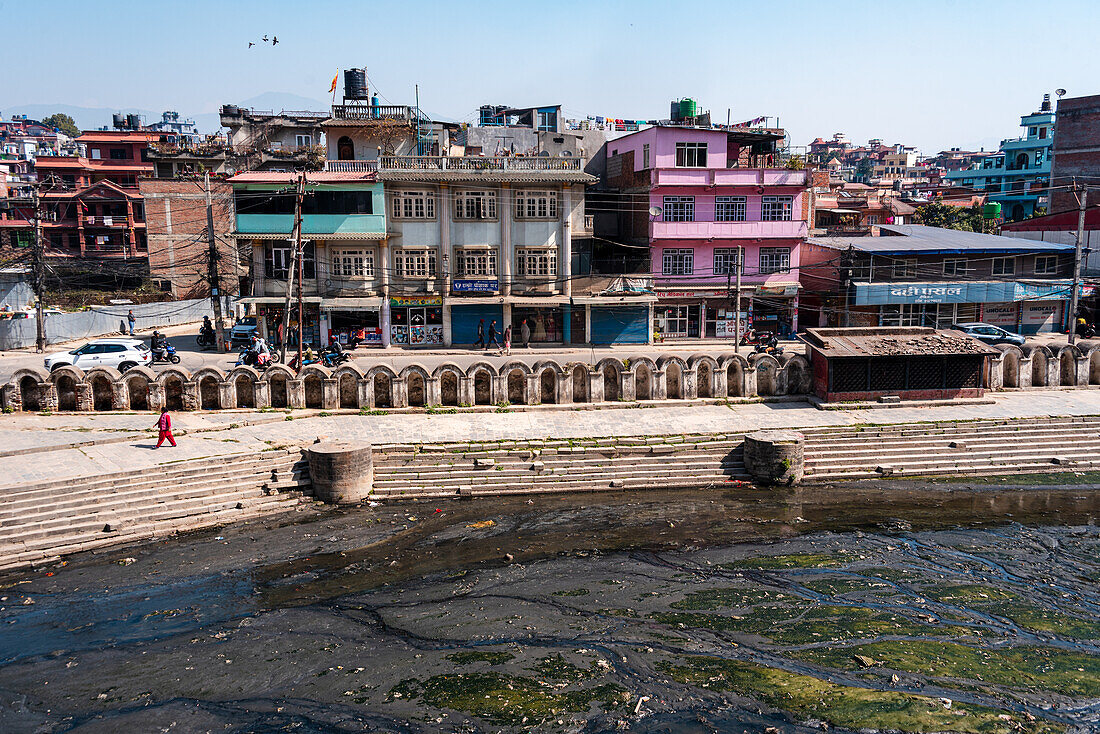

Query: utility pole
<box><xmin>279</xmin><ymin>172</ymin><xmax>306</xmax><ymax>365</ymax></box>
<box><xmin>204</xmin><ymin>172</ymin><xmax>227</xmax><ymax>352</ymax></box>
<box><xmin>734</xmin><ymin>245</ymin><xmax>743</xmax><ymax>351</ymax></box>
<box><xmin>31</xmin><ymin>184</ymin><xmax>45</xmax><ymax>353</ymax></box>
<box><xmin>1069</xmin><ymin>180</ymin><xmax>1088</xmax><ymax>345</ymax></box>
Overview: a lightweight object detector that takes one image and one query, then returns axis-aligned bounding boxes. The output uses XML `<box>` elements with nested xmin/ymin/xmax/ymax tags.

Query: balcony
<box><xmin>236</xmin><ymin>213</ymin><xmax>386</xmax><ymax>236</ymax></box>
<box><xmin>330</xmin><ymin>105</ymin><xmax>418</xmax><ymax>122</ymax></box>
<box><xmin>653</xmin><ymin>168</ymin><xmax>809</xmax><ymax>187</ymax></box>
<box><xmin>378</xmin><ymin>156</ymin><xmax>584</xmax><ymax>171</ymax></box>
<box><xmin>325</xmin><ymin>159</ymin><xmax>379</xmax><ymax>173</ymax></box>
<box><xmin>651</xmin><ymin>219</ymin><xmax>808</xmax><ymax>239</ymax></box>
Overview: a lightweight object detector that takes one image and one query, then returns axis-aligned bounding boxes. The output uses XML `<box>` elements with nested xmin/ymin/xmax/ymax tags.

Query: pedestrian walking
<box><xmin>127</xmin><ymin>309</ymin><xmax>136</xmax><ymax>336</ymax></box>
<box><xmin>154</xmin><ymin>408</ymin><xmax>176</xmax><ymax>448</ymax></box>
<box><xmin>521</xmin><ymin>318</ymin><xmax>531</xmax><ymax>348</ymax></box>
<box><xmin>501</xmin><ymin>324</ymin><xmax>512</xmax><ymax>356</ymax></box>
<box><xmin>486</xmin><ymin>319</ymin><xmax>501</xmax><ymax>349</ymax></box>
<box><xmin>473</xmin><ymin>319</ymin><xmax>486</xmax><ymax>349</ymax></box>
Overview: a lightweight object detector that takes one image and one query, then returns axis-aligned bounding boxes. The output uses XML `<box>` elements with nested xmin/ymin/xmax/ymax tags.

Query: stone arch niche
<box><xmin>235</xmin><ymin>375</ymin><xmax>255</xmax><ymax>408</ymax></box>
<box><xmin>755</xmin><ymin>358</ymin><xmax>778</xmax><ymax>396</ymax></box>
<box><xmin>373</xmin><ymin>372</ymin><xmax>392</xmax><ymax>408</ymax></box>
<box><xmin>783</xmin><ymin>357</ymin><xmax>810</xmax><ymax>395</ymax></box>
<box><xmin>406</xmin><ymin>371</ymin><xmax>426</xmax><ymax>407</ymax></box>
<box><xmin>726</xmin><ymin>359</ymin><xmax>745</xmax><ymax>397</ymax></box>
<box><xmin>18</xmin><ymin>375</ymin><xmax>40</xmax><ymax>412</ymax></box>
<box><xmin>268</xmin><ymin>373</ymin><xmax>289</xmax><ymax>408</ymax></box>
<box><xmin>572</xmin><ymin>365</ymin><xmax>588</xmax><ymax>403</ymax></box>
<box><xmin>665</xmin><ymin>361</ymin><xmax>682</xmax><ymax>400</ymax></box>
<box><xmin>303</xmin><ymin>374</ymin><xmax>324</xmax><ymax>408</ymax></box>
<box><xmin>439</xmin><ymin>370</ymin><xmax>460</xmax><ymax>406</ymax></box>
<box><xmin>1090</xmin><ymin>350</ymin><xmax>1100</xmax><ymax>386</ymax></box>
<box><xmin>507</xmin><ymin>369</ymin><xmax>525</xmax><ymax>404</ymax></box>
<box><xmin>89</xmin><ymin>374</ymin><xmax>113</xmax><ymax>411</ymax></box>
<box><xmin>635</xmin><ymin>364</ymin><xmax>653</xmax><ymax>400</ymax></box>
<box><xmin>339</xmin><ymin>372</ymin><xmax>358</xmax><ymax>408</ymax></box>
<box><xmin>164</xmin><ymin>376</ymin><xmax>185</xmax><ymax>411</ymax></box>
<box><xmin>696</xmin><ymin>362</ymin><xmax>712</xmax><ymax>398</ymax></box>
<box><xmin>55</xmin><ymin>374</ymin><xmax>78</xmax><ymax>411</ymax></box>
<box><xmin>473</xmin><ymin>370</ymin><xmax>492</xmax><ymax>405</ymax></box>
<box><xmin>1002</xmin><ymin>348</ymin><xmax>1021</xmax><ymax>388</ymax></box>
<box><xmin>1031</xmin><ymin>349</ymin><xmax>1049</xmax><ymax>387</ymax></box>
<box><xmin>1059</xmin><ymin>349</ymin><xmax>1078</xmax><ymax>387</ymax></box>
<box><xmin>197</xmin><ymin>375</ymin><xmax>219</xmax><ymax>410</ymax></box>
<box><xmin>602</xmin><ymin>363</ymin><xmax>620</xmax><ymax>402</ymax></box>
<box><xmin>540</xmin><ymin>368</ymin><xmax>557</xmax><ymax>404</ymax></box>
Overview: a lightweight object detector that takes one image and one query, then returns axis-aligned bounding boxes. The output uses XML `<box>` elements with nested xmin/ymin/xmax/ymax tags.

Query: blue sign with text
<box><xmin>453</xmin><ymin>280</ymin><xmax>499</xmax><ymax>293</ymax></box>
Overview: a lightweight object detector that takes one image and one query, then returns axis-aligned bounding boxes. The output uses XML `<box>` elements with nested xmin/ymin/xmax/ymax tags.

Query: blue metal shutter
<box><xmin>450</xmin><ymin>304</ymin><xmax>504</xmax><ymax>345</ymax></box>
<box><xmin>590</xmin><ymin>306</ymin><xmax>649</xmax><ymax>344</ymax></box>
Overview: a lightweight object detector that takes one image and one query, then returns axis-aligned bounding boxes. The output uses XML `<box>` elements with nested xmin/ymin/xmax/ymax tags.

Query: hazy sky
<box><xmin>6</xmin><ymin>0</ymin><xmax>1098</xmax><ymax>154</ymax></box>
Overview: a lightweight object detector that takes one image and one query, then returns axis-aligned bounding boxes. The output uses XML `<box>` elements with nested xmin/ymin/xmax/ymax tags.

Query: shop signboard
<box><xmin>1023</xmin><ymin>302</ymin><xmax>1062</xmax><ymax>332</ymax></box>
<box><xmin>453</xmin><ymin>279</ymin><xmax>499</xmax><ymax>293</ymax></box>
<box><xmin>390</xmin><ymin>295</ymin><xmax>443</xmax><ymax>308</ymax></box>
<box><xmin>855</xmin><ymin>280</ymin><xmax>1077</xmax><ymax>306</ymax></box>
<box><xmin>982</xmin><ymin>303</ymin><xmax>1018</xmax><ymax>328</ymax></box>
<box><xmin>656</xmin><ymin>290</ymin><xmax>727</xmax><ymax>299</ymax></box>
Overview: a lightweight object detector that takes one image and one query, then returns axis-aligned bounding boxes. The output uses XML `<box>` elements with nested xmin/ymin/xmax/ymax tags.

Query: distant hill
<box><xmin>2</xmin><ymin>92</ymin><xmax>330</xmax><ymax>135</ymax></box>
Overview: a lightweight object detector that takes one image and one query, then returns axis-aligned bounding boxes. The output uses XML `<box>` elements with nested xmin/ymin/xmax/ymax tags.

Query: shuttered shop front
<box><xmin>450</xmin><ymin>304</ymin><xmax>504</xmax><ymax>345</ymax></box>
<box><xmin>590</xmin><ymin>306</ymin><xmax>648</xmax><ymax>344</ymax></box>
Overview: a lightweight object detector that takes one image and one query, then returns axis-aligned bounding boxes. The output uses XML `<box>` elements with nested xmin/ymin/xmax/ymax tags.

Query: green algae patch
<box><xmin>388</xmin><ymin>673</ymin><xmax>629</xmax><ymax>726</ymax></box>
<box><xmin>552</xmin><ymin>588</ymin><xmax>590</xmax><ymax>597</ymax></box>
<box><xmin>799</xmin><ymin>577</ymin><xmax>893</xmax><ymax>597</ymax></box>
<box><xmin>658</xmin><ymin>655</ymin><xmax>1057</xmax><ymax>734</ymax></box>
<box><xmin>726</xmin><ymin>552</ymin><xmax>852</xmax><ymax>570</ymax></box>
<box><xmin>669</xmin><ymin>586</ymin><xmax>787</xmax><ymax>611</ymax></box>
<box><xmin>652</xmin><ymin>604</ymin><xmax>961</xmax><ymax>644</ymax></box>
<box><xmin>795</xmin><ymin>639</ymin><xmax>1100</xmax><ymax>698</ymax></box>
<box><xmin>530</xmin><ymin>654</ymin><xmax>598</xmax><ymax>683</ymax></box>
<box><xmin>447</xmin><ymin>650</ymin><xmax>516</xmax><ymax>666</ymax></box>
<box><xmin>987</xmin><ymin>602</ymin><xmax>1100</xmax><ymax>639</ymax></box>
<box><xmin>923</xmin><ymin>584</ymin><xmax>1019</xmax><ymax>604</ymax></box>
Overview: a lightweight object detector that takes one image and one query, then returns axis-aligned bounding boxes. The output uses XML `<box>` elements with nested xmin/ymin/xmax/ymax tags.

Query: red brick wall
<box><xmin>138</xmin><ymin>179</ymin><xmax>238</xmax><ymax>299</ymax></box>
<box><xmin>1051</xmin><ymin>95</ymin><xmax>1100</xmax><ymax>212</ymax></box>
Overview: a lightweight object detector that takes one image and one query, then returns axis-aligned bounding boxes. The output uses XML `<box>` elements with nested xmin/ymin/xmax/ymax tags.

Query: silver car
<box><xmin>44</xmin><ymin>338</ymin><xmax>152</xmax><ymax>372</ymax></box>
<box><xmin>952</xmin><ymin>322</ymin><xmax>1026</xmax><ymax>346</ymax></box>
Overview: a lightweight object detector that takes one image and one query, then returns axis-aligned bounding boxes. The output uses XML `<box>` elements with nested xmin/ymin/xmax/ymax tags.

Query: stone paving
<box><xmin>3</xmin><ymin>390</ymin><xmax>1100</xmax><ymax>490</ymax></box>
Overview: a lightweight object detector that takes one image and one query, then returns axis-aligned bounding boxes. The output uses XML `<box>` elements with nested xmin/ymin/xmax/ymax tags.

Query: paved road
<box><xmin>2</xmin><ymin>389</ymin><xmax>1098</xmax><ymax>489</ymax></box>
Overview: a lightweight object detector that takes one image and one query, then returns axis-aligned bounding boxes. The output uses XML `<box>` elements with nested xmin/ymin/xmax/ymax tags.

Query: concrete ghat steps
<box><xmin>805</xmin><ymin>438</ymin><xmax>1100</xmax><ymax>464</ymax></box>
<box><xmin>802</xmin><ymin>426</ymin><xmax>1100</xmax><ymax>448</ymax></box>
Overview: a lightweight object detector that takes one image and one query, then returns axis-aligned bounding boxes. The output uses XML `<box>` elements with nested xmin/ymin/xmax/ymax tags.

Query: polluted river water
<box><xmin>1</xmin><ymin>477</ymin><xmax>1099</xmax><ymax>733</ymax></box>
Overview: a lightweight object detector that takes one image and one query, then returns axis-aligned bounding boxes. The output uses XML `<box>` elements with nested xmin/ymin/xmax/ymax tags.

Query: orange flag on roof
<box><xmin>328</xmin><ymin>73</ymin><xmax>338</xmax><ymax>93</ymax></box>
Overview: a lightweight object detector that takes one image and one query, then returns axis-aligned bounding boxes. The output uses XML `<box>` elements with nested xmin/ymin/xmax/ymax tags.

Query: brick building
<box><xmin>139</xmin><ymin>178</ymin><xmax>239</xmax><ymax>299</ymax></box>
<box><xmin>1050</xmin><ymin>93</ymin><xmax>1100</xmax><ymax>213</ymax></box>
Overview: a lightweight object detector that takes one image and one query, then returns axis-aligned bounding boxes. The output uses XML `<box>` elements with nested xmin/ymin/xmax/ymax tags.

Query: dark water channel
<box><xmin>1</xmin><ymin>479</ymin><xmax>1099</xmax><ymax>733</ymax></box>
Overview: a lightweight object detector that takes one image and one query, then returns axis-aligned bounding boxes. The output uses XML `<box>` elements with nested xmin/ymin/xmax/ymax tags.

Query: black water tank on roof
<box><xmin>344</xmin><ymin>69</ymin><xmax>368</xmax><ymax>100</ymax></box>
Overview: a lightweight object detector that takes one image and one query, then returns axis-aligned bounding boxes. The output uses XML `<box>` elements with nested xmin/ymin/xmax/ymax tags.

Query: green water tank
<box><xmin>983</xmin><ymin>202</ymin><xmax>1002</xmax><ymax>219</ymax></box>
<box><xmin>679</xmin><ymin>98</ymin><xmax>697</xmax><ymax>119</ymax></box>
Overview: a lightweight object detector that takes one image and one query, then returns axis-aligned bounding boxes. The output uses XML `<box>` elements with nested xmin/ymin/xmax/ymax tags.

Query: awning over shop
<box><xmin>238</xmin><ymin>296</ymin><xmax>323</xmax><ymax>305</ymax></box>
<box><xmin>232</xmin><ymin>232</ymin><xmax>386</xmax><ymax>241</ymax></box>
<box><xmin>321</xmin><ymin>297</ymin><xmax>382</xmax><ymax>311</ymax></box>
<box><xmin>571</xmin><ymin>295</ymin><xmax>659</xmax><ymax>304</ymax></box>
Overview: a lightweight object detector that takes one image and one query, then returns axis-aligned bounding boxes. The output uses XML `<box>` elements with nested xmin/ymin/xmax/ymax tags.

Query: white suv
<box><xmin>44</xmin><ymin>339</ymin><xmax>152</xmax><ymax>372</ymax></box>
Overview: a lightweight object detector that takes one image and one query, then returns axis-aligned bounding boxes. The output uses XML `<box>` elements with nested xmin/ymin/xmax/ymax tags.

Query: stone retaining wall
<box><xmin>0</xmin><ymin>352</ymin><xmax>814</xmax><ymax>412</ymax></box>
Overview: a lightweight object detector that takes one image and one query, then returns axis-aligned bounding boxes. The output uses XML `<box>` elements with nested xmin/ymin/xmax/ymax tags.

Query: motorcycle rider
<box><xmin>199</xmin><ymin>316</ymin><xmax>215</xmax><ymax>347</ymax></box>
<box><xmin>150</xmin><ymin>330</ymin><xmax>168</xmax><ymax>362</ymax></box>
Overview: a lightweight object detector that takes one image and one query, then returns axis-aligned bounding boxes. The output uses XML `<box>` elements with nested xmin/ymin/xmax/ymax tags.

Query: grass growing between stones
<box><xmin>794</xmin><ymin>639</ymin><xmax>1100</xmax><ymax>698</ymax></box>
<box><xmin>387</xmin><ymin>672</ymin><xmax>629</xmax><ymax>727</ymax></box>
<box><xmin>447</xmin><ymin>650</ymin><xmax>516</xmax><ymax>666</ymax></box>
<box><xmin>669</xmin><ymin>586</ymin><xmax>788</xmax><ymax>610</ymax></box>
<box><xmin>725</xmin><ymin>552</ymin><xmax>853</xmax><ymax>570</ymax></box>
<box><xmin>798</xmin><ymin>577</ymin><xmax>895</xmax><ymax>597</ymax></box>
<box><xmin>657</xmin><ymin>655</ymin><xmax>1060</xmax><ymax>734</ymax></box>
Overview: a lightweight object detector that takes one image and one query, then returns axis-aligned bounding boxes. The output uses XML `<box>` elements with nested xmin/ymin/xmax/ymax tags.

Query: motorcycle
<box><xmin>236</xmin><ymin>346</ymin><xmax>273</xmax><ymax>370</ymax></box>
<box><xmin>752</xmin><ymin>334</ymin><xmax>785</xmax><ymax>358</ymax></box>
<box><xmin>320</xmin><ymin>345</ymin><xmax>350</xmax><ymax>368</ymax></box>
<box><xmin>197</xmin><ymin>326</ymin><xmax>217</xmax><ymax>350</ymax></box>
<box><xmin>150</xmin><ymin>341</ymin><xmax>181</xmax><ymax>365</ymax></box>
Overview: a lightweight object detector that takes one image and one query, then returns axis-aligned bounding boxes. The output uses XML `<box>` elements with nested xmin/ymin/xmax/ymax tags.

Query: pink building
<box><xmin>607</xmin><ymin>125</ymin><xmax>809</xmax><ymax>339</ymax></box>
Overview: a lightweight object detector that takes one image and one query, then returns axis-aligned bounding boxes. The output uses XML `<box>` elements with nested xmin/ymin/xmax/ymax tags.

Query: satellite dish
<box><xmin>648</xmin><ymin>206</ymin><xmax>662</xmax><ymax>217</ymax></box>
<box><xmin>1056</xmin><ymin>88</ymin><xmax>1067</xmax><ymax>97</ymax></box>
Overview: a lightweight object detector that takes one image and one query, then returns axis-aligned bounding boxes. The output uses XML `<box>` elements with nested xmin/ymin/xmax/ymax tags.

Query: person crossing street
<box><xmin>154</xmin><ymin>408</ymin><xmax>176</xmax><ymax>448</ymax></box>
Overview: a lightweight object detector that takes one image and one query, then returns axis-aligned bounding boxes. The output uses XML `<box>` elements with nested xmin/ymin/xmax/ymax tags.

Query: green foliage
<box><xmin>785</xmin><ymin>154</ymin><xmax>805</xmax><ymax>170</ymax></box>
<box><xmin>41</xmin><ymin>113</ymin><xmax>79</xmax><ymax>137</ymax></box>
<box><xmin>854</xmin><ymin>158</ymin><xmax>874</xmax><ymax>180</ymax></box>
<box><xmin>914</xmin><ymin>202</ymin><xmax>993</xmax><ymax>233</ymax></box>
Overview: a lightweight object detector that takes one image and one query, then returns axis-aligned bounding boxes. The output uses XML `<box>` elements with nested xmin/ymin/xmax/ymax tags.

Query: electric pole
<box><xmin>31</xmin><ymin>184</ymin><xmax>45</xmax><ymax>353</ymax></box>
<box><xmin>279</xmin><ymin>172</ymin><xmax>305</xmax><ymax>365</ymax></box>
<box><xmin>1068</xmin><ymin>180</ymin><xmax>1088</xmax><ymax>345</ymax></box>
<box><xmin>734</xmin><ymin>245</ymin><xmax>743</xmax><ymax>351</ymax></box>
<box><xmin>204</xmin><ymin>172</ymin><xmax>227</xmax><ymax>352</ymax></box>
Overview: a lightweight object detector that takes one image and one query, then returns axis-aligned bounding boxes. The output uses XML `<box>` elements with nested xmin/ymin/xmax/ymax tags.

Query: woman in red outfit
<box><xmin>155</xmin><ymin>408</ymin><xmax>176</xmax><ymax>448</ymax></box>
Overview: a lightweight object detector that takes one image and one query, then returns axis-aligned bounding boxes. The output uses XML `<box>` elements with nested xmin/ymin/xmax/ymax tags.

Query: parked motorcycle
<box><xmin>150</xmin><ymin>341</ymin><xmax>181</xmax><ymax>365</ymax></box>
<box><xmin>752</xmin><ymin>334</ymin><xmax>784</xmax><ymax>358</ymax></box>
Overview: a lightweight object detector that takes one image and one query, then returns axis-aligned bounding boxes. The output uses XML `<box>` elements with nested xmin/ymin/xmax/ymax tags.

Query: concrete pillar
<box><xmin>492</xmin><ymin>374</ymin><xmax>508</xmax><ymax>403</ymax></box>
<box><xmin>440</xmin><ymin>184</ymin><xmax>452</xmax><ymax>296</ymax></box>
<box><xmin>442</xmin><ymin>301</ymin><xmax>452</xmax><ymax>347</ymax></box>
<box><xmin>621</xmin><ymin>370</ymin><xmax>636</xmax><ymax>402</ymax></box>
<box><xmin>714</xmin><ymin>367</ymin><xmax>728</xmax><ymax>397</ymax></box>
<box><xmin>683</xmin><ymin>368</ymin><xmax>698</xmax><ymax>399</ymax></box>
<box><xmin>1018</xmin><ymin>357</ymin><xmax>1034</xmax><ymax>388</ymax></box>
<box><xmin>502</xmin><ymin>302</ymin><xmax>512</xmax><ymax>334</ymax></box>
<box><xmin>1076</xmin><ymin>356</ymin><xmax>1090</xmax><ymax>387</ymax></box>
<box><xmin>1045</xmin><ymin>357</ymin><xmax>1060</xmax><ymax>388</ymax></box>
<box><xmin>589</xmin><ymin>370</ymin><xmax>604</xmax><ymax>403</ymax></box>
<box><xmin>217</xmin><ymin>381</ymin><xmax>234</xmax><ymax>410</ymax></box>
<box><xmin>744</xmin><ymin>367</ymin><xmax>759</xmax><ymax>397</ymax></box>
<box><xmin>500</xmin><ymin>185</ymin><xmax>512</xmax><ymax>297</ymax></box>
<box><xmin>426</xmin><ymin>376</ymin><xmax>441</xmax><ymax>406</ymax></box>
<box><xmin>110</xmin><ymin>381</ymin><xmax>128</xmax><ymax>411</ymax></box>
<box><xmin>322</xmin><ymin>378</ymin><xmax>340</xmax><ymax>409</ymax></box>
<box><xmin>585</xmin><ymin>304</ymin><xmax>592</xmax><ymax>343</ymax></box>
<box><xmin>526</xmin><ymin>373</ymin><xmax>541</xmax><ymax>404</ymax></box>
<box><xmin>287</xmin><ymin>379</ymin><xmax>305</xmax><ymax>409</ymax></box>
<box><xmin>147</xmin><ymin>383</ymin><xmax>165</xmax><ymax>412</ymax></box>
<box><xmin>647</xmin><ymin>303</ymin><xmax>654</xmax><ymax>345</ymax></box>
<box><xmin>988</xmin><ymin>356</ymin><xmax>1004</xmax><ymax>390</ymax></box>
<box><xmin>743</xmin><ymin>430</ymin><xmax>805</xmax><ymax>486</ymax></box>
<box><xmin>307</xmin><ymin>441</ymin><xmax>373</xmax><ymax>504</ymax></box>
<box><xmin>253</xmin><ymin>380</ymin><xmax>271</xmax><ymax>409</ymax></box>
<box><xmin>75</xmin><ymin>383</ymin><xmax>93</xmax><ymax>412</ymax></box>
<box><xmin>359</xmin><ymin>378</ymin><xmax>373</xmax><ymax>409</ymax></box>
<box><xmin>653</xmin><ymin>370</ymin><xmax>667</xmax><ymax>400</ymax></box>
<box><xmin>459</xmin><ymin>376</ymin><xmax>474</xmax><ymax>406</ymax></box>
<box><xmin>380</xmin><ymin>239</ymin><xmax>391</xmax><ymax>347</ymax></box>
<box><xmin>390</xmin><ymin>377</ymin><xmax>408</xmax><ymax>407</ymax></box>
<box><xmin>562</xmin><ymin>186</ymin><xmax>572</xmax><ymax>298</ymax></box>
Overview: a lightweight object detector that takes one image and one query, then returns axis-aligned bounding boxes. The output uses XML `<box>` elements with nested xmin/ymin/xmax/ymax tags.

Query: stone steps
<box><xmin>806</xmin><ymin>437</ymin><xmax>1100</xmax><ymax>463</ymax></box>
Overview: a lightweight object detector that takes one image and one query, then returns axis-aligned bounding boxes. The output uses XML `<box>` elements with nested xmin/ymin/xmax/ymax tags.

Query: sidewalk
<box><xmin>3</xmin><ymin>390</ymin><xmax>1100</xmax><ymax>490</ymax></box>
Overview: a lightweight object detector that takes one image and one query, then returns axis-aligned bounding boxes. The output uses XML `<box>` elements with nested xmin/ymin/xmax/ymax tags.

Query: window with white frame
<box><xmin>992</xmin><ymin>257</ymin><xmax>1016</xmax><ymax>276</ymax></box>
<box><xmin>866</xmin><ymin>215</ymin><xmax>880</xmax><ymax>225</ymax></box>
<box><xmin>713</xmin><ymin>248</ymin><xmax>742</xmax><ymax>275</ymax></box>
<box><xmin>943</xmin><ymin>258</ymin><xmax>968</xmax><ymax>276</ymax></box>
<box><xmin>758</xmin><ymin>247</ymin><xmax>791</xmax><ymax>274</ymax></box>
<box><xmin>1034</xmin><ymin>255</ymin><xmax>1058</xmax><ymax>275</ymax></box>
<box><xmin>662</xmin><ymin>248</ymin><xmax>694</xmax><ymax>276</ymax></box>
<box><xmin>332</xmin><ymin>249</ymin><xmax>374</xmax><ymax>278</ymax></box>
<box><xmin>642</xmin><ymin>143</ymin><xmax>650</xmax><ymax>169</ymax></box>
<box><xmin>391</xmin><ymin>190</ymin><xmax>435</xmax><ymax>219</ymax></box>
<box><xmin>454</xmin><ymin>190</ymin><xmax>497</xmax><ymax>219</ymax></box>
<box><xmin>295</xmin><ymin>134</ymin><xmax>312</xmax><ymax>148</ymax></box>
<box><xmin>761</xmin><ymin>195</ymin><xmax>793</xmax><ymax>221</ymax></box>
<box><xmin>455</xmin><ymin>248</ymin><xmax>497</xmax><ymax>277</ymax></box>
<box><xmin>393</xmin><ymin>249</ymin><xmax>437</xmax><ymax>278</ymax></box>
<box><xmin>714</xmin><ymin>196</ymin><xmax>747</xmax><ymax>222</ymax></box>
<box><xmin>892</xmin><ymin>258</ymin><xmax>916</xmax><ymax>278</ymax></box>
<box><xmin>264</xmin><ymin>242</ymin><xmax>315</xmax><ymax>280</ymax></box>
<box><xmin>516</xmin><ymin>249</ymin><xmax>557</xmax><ymax>277</ymax></box>
<box><xmin>514</xmin><ymin>190</ymin><xmax>558</xmax><ymax>219</ymax></box>
<box><xmin>675</xmin><ymin>142</ymin><xmax>707</xmax><ymax>167</ymax></box>
<box><xmin>663</xmin><ymin>195</ymin><xmax>695</xmax><ymax>222</ymax></box>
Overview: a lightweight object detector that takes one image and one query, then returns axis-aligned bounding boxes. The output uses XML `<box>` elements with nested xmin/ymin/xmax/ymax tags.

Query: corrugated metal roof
<box><xmin>808</xmin><ymin>224</ymin><xmax>1073</xmax><ymax>254</ymax></box>
<box><xmin>802</xmin><ymin>327</ymin><xmax>999</xmax><ymax>358</ymax></box>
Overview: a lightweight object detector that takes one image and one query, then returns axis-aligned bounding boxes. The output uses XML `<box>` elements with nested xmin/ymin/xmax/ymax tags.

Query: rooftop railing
<box><xmin>325</xmin><ymin>159</ymin><xmax>380</xmax><ymax>173</ymax></box>
<box><xmin>378</xmin><ymin>156</ymin><xmax>583</xmax><ymax>171</ymax></box>
<box><xmin>330</xmin><ymin>105</ymin><xmax>418</xmax><ymax>122</ymax></box>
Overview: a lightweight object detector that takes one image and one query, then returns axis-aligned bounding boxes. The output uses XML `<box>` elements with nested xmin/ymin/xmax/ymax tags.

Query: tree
<box><xmin>854</xmin><ymin>158</ymin><xmax>874</xmax><ymax>181</ymax></box>
<box><xmin>41</xmin><ymin>113</ymin><xmax>80</xmax><ymax>137</ymax></box>
<box><xmin>914</xmin><ymin>201</ymin><xmax>992</xmax><ymax>233</ymax></box>
<box><xmin>785</xmin><ymin>154</ymin><xmax>805</xmax><ymax>171</ymax></box>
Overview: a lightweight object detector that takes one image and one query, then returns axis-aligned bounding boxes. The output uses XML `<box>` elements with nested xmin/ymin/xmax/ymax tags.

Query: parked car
<box><xmin>952</xmin><ymin>322</ymin><xmax>1026</xmax><ymax>346</ymax></box>
<box><xmin>44</xmin><ymin>338</ymin><xmax>152</xmax><ymax>372</ymax></box>
<box><xmin>230</xmin><ymin>316</ymin><xmax>259</xmax><ymax>348</ymax></box>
